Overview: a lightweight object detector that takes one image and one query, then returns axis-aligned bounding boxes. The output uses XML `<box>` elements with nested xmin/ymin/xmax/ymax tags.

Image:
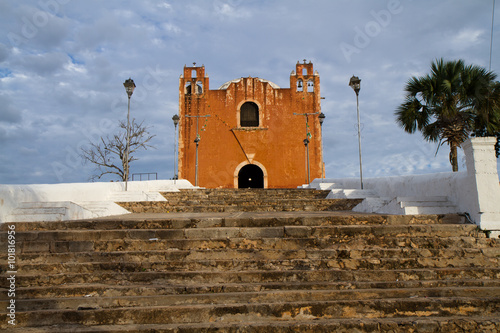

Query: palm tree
<box><xmin>395</xmin><ymin>58</ymin><xmax>500</xmax><ymax>171</ymax></box>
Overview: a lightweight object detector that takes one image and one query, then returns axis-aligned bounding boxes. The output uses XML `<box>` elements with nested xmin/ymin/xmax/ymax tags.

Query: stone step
<box><xmin>377</xmin><ymin>196</ymin><xmax>460</xmax><ymax>215</ymax></box>
<box><xmin>327</xmin><ymin>189</ymin><xmax>379</xmax><ymax>199</ymax></box>
<box><xmin>352</xmin><ymin>197</ymin><xmax>392</xmax><ymax>213</ymax></box>
<box><xmin>5</xmin><ymin>287</ymin><xmax>500</xmax><ymax>312</ymax></box>
<box><xmin>12</xmin><ymin>279</ymin><xmax>500</xmax><ymax>300</ymax></box>
<box><xmin>74</xmin><ymin>201</ymin><xmax>130</xmax><ymax>218</ymax></box>
<box><xmin>397</xmin><ymin>196</ymin><xmax>449</xmax><ymax>202</ymax></box>
<box><xmin>163</xmin><ymin>188</ymin><xmax>331</xmax><ymax>197</ymax></box>
<box><xmin>109</xmin><ymin>191</ymin><xmax>167</xmax><ymax>202</ymax></box>
<box><xmin>161</xmin><ymin>193</ymin><xmax>333</xmax><ymax>201</ymax></box>
<box><xmin>11</xmin><ymin>233</ymin><xmax>496</xmax><ymax>255</ymax></box>
<box><xmin>159</xmin><ymin>192</ymin><xmax>331</xmax><ymax>204</ymax></box>
<box><xmin>3</xmin><ymin>267</ymin><xmax>500</xmax><ymax>288</ymax></box>
<box><xmin>90</xmin><ymin>236</ymin><xmax>497</xmax><ymax>253</ymax></box>
<box><xmin>2</xmin><ymin>297</ymin><xmax>499</xmax><ymax>329</ymax></box>
<box><xmin>14</xmin><ymin>246</ymin><xmax>500</xmax><ymax>265</ymax></box>
<box><xmin>118</xmin><ymin>199</ymin><xmax>362</xmax><ymax>213</ymax></box>
<box><xmin>399</xmin><ymin>196</ymin><xmax>458</xmax><ymax>215</ymax></box>
<box><xmin>3</xmin><ymin>224</ymin><xmax>482</xmax><ymax>247</ymax></box>
<box><xmin>6</xmin><ymin>202</ymin><xmax>69</xmax><ymax>222</ymax></box>
<box><xmin>10</xmin><ymin>256</ymin><xmax>500</xmax><ymax>275</ymax></box>
<box><xmin>159</xmin><ymin>198</ymin><xmax>339</xmax><ymax>207</ymax></box>
<box><xmin>0</xmin><ymin>213</ymin><xmax>465</xmax><ymax>232</ymax></box>
<box><xmin>5</xmin><ymin>201</ymin><xmax>97</xmax><ymax>222</ymax></box>
<box><xmin>318</xmin><ymin>182</ymin><xmax>336</xmax><ymax>190</ymax></box>
<box><xmin>6</xmin><ymin>317</ymin><xmax>500</xmax><ymax>333</ymax></box>
<box><xmin>401</xmin><ymin>201</ymin><xmax>455</xmax><ymax>208</ymax></box>
<box><xmin>403</xmin><ymin>206</ymin><xmax>460</xmax><ymax>215</ymax></box>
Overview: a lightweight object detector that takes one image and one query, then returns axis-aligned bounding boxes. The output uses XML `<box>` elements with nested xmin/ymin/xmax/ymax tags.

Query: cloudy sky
<box><xmin>0</xmin><ymin>0</ymin><xmax>498</xmax><ymax>185</ymax></box>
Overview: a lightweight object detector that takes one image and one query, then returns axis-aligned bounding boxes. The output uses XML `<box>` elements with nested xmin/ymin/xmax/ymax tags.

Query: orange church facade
<box><xmin>177</xmin><ymin>61</ymin><xmax>324</xmax><ymax>188</ymax></box>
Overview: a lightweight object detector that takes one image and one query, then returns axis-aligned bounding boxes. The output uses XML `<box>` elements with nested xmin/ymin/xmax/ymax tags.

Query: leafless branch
<box><xmin>80</xmin><ymin>119</ymin><xmax>156</xmax><ymax>181</ymax></box>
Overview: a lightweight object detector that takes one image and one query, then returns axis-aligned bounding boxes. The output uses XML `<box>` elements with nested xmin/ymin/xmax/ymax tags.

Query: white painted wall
<box><xmin>313</xmin><ymin>172</ymin><xmax>467</xmax><ymax>213</ymax></box>
<box><xmin>462</xmin><ymin>138</ymin><xmax>500</xmax><ymax>232</ymax></box>
<box><xmin>0</xmin><ymin>179</ymin><xmax>194</xmax><ymax>223</ymax></box>
<box><xmin>311</xmin><ymin>137</ymin><xmax>500</xmax><ymax>233</ymax></box>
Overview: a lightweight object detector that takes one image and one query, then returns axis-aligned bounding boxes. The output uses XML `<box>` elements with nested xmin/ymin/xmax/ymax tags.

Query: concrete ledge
<box><xmin>0</xmin><ymin>179</ymin><xmax>194</xmax><ymax>223</ymax></box>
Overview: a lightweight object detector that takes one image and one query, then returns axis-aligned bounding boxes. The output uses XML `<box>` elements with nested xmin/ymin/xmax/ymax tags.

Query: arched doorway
<box><xmin>238</xmin><ymin>164</ymin><xmax>264</xmax><ymax>188</ymax></box>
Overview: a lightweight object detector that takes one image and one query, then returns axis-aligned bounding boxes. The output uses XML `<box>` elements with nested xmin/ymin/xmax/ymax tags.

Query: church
<box><xmin>177</xmin><ymin>61</ymin><xmax>325</xmax><ymax>188</ymax></box>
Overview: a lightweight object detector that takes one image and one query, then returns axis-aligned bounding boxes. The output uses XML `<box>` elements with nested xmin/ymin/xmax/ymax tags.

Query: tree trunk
<box><xmin>450</xmin><ymin>143</ymin><xmax>458</xmax><ymax>172</ymax></box>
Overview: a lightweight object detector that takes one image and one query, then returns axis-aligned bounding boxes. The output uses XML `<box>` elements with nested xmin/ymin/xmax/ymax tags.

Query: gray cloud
<box><xmin>5</xmin><ymin>4</ymin><xmax>70</xmax><ymax>50</ymax></box>
<box><xmin>0</xmin><ymin>43</ymin><xmax>11</xmax><ymax>63</ymax></box>
<box><xmin>0</xmin><ymin>0</ymin><xmax>498</xmax><ymax>184</ymax></box>
<box><xmin>76</xmin><ymin>15</ymin><xmax>125</xmax><ymax>51</ymax></box>
<box><xmin>0</xmin><ymin>95</ymin><xmax>22</xmax><ymax>123</ymax></box>
<box><xmin>11</xmin><ymin>52</ymin><xmax>67</xmax><ymax>75</ymax></box>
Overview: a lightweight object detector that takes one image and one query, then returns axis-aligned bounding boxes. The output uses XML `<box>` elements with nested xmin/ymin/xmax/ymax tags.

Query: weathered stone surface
<box><xmin>1</xmin><ymin>189</ymin><xmax>499</xmax><ymax>332</ymax></box>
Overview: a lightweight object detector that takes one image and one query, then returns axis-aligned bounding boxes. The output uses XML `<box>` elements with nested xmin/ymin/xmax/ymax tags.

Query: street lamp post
<box><xmin>123</xmin><ymin>78</ymin><xmax>136</xmax><ymax>191</ymax></box>
<box><xmin>303</xmin><ymin>138</ymin><xmax>310</xmax><ymax>184</ymax></box>
<box><xmin>172</xmin><ymin>114</ymin><xmax>180</xmax><ymax>181</ymax></box>
<box><xmin>194</xmin><ymin>135</ymin><xmax>200</xmax><ymax>186</ymax></box>
<box><xmin>294</xmin><ymin>111</ymin><xmax>320</xmax><ymax>185</ymax></box>
<box><xmin>319</xmin><ymin>112</ymin><xmax>326</xmax><ymax>178</ymax></box>
<box><xmin>185</xmin><ymin>114</ymin><xmax>210</xmax><ymax>187</ymax></box>
<box><xmin>349</xmin><ymin>75</ymin><xmax>363</xmax><ymax>190</ymax></box>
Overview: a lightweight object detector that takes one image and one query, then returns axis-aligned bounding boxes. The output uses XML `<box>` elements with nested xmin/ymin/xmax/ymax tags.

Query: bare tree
<box><xmin>81</xmin><ymin>119</ymin><xmax>156</xmax><ymax>181</ymax></box>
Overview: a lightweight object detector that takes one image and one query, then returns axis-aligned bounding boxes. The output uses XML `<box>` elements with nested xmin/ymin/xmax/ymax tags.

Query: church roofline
<box><xmin>218</xmin><ymin>77</ymin><xmax>280</xmax><ymax>90</ymax></box>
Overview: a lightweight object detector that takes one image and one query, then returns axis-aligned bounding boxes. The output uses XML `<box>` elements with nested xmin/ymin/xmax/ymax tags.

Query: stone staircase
<box><xmin>119</xmin><ymin>188</ymin><xmax>360</xmax><ymax>213</ymax></box>
<box><xmin>1</xmin><ymin>188</ymin><xmax>500</xmax><ymax>332</ymax></box>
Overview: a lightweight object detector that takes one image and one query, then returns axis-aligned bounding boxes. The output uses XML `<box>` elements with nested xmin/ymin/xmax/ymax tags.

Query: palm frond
<box><xmin>394</xmin><ymin>58</ymin><xmax>500</xmax><ymax>171</ymax></box>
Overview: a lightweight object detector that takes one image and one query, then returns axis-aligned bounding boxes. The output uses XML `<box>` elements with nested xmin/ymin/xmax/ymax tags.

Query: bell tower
<box><xmin>291</xmin><ymin>59</ymin><xmax>320</xmax><ymax>95</ymax></box>
<box><xmin>178</xmin><ymin>64</ymin><xmax>210</xmax><ymax>184</ymax></box>
<box><xmin>180</xmin><ymin>63</ymin><xmax>209</xmax><ymax>96</ymax></box>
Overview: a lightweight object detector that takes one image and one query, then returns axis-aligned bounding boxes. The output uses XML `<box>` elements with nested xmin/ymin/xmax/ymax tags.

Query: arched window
<box><xmin>196</xmin><ymin>81</ymin><xmax>203</xmax><ymax>94</ymax></box>
<box><xmin>240</xmin><ymin>102</ymin><xmax>259</xmax><ymax>127</ymax></box>
<box><xmin>191</xmin><ymin>69</ymin><xmax>197</xmax><ymax>78</ymax></box>
<box><xmin>307</xmin><ymin>80</ymin><xmax>314</xmax><ymax>92</ymax></box>
<box><xmin>185</xmin><ymin>82</ymin><xmax>192</xmax><ymax>94</ymax></box>
<box><xmin>302</xmin><ymin>68</ymin><xmax>307</xmax><ymax>75</ymax></box>
<box><xmin>297</xmin><ymin>79</ymin><xmax>303</xmax><ymax>92</ymax></box>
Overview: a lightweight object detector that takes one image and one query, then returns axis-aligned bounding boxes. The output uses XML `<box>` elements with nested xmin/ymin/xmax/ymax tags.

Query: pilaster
<box><xmin>462</xmin><ymin>137</ymin><xmax>500</xmax><ymax>235</ymax></box>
